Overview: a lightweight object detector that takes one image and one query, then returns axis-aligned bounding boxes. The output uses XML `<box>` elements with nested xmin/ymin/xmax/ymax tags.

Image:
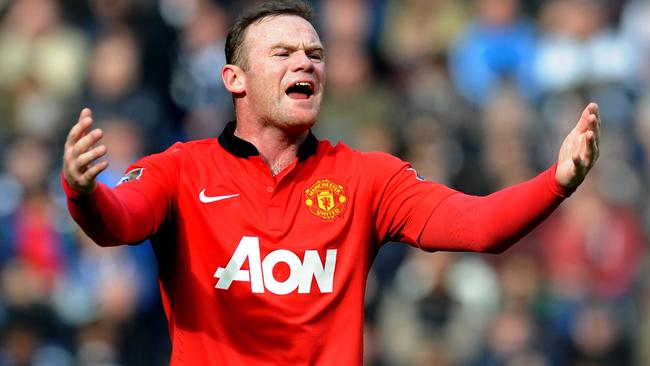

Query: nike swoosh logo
<box><xmin>199</xmin><ymin>189</ymin><xmax>239</xmax><ymax>203</ymax></box>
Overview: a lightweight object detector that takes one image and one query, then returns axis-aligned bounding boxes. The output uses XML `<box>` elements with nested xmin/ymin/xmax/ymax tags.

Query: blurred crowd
<box><xmin>0</xmin><ymin>0</ymin><xmax>648</xmax><ymax>365</ymax></box>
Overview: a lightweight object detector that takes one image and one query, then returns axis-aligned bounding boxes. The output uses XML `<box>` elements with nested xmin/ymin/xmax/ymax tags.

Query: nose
<box><xmin>292</xmin><ymin>51</ymin><xmax>315</xmax><ymax>72</ymax></box>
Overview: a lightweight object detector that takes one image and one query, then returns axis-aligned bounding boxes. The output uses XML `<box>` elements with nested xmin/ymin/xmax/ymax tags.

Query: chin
<box><xmin>286</xmin><ymin>108</ymin><xmax>319</xmax><ymax>126</ymax></box>
<box><xmin>276</xmin><ymin>114</ymin><xmax>316</xmax><ymax>134</ymax></box>
<box><xmin>287</xmin><ymin>117</ymin><xmax>317</xmax><ymax>131</ymax></box>
<box><xmin>284</xmin><ymin>96</ymin><xmax>320</xmax><ymax>118</ymax></box>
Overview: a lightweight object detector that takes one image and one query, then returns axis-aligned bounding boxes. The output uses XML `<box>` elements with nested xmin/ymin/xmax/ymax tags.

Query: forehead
<box><xmin>244</xmin><ymin>15</ymin><xmax>322</xmax><ymax>50</ymax></box>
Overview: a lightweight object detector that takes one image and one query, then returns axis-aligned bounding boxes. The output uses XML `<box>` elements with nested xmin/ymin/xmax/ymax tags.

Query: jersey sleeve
<box><xmin>366</xmin><ymin>152</ymin><xmax>458</xmax><ymax>245</ymax></box>
<box><xmin>368</xmin><ymin>152</ymin><xmax>575</xmax><ymax>253</ymax></box>
<box><xmin>63</xmin><ymin>143</ymin><xmax>182</xmax><ymax>246</ymax></box>
<box><xmin>419</xmin><ymin>163</ymin><xmax>574</xmax><ymax>253</ymax></box>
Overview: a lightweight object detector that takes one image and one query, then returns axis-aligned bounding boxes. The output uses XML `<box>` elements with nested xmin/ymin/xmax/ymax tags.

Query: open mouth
<box><xmin>286</xmin><ymin>82</ymin><xmax>314</xmax><ymax>100</ymax></box>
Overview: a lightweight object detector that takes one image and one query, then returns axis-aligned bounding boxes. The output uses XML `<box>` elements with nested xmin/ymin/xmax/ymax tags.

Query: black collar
<box><xmin>218</xmin><ymin>121</ymin><xmax>318</xmax><ymax>161</ymax></box>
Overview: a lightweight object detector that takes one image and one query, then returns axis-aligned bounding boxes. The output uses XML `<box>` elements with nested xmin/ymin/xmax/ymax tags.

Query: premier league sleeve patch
<box><xmin>117</xmin><ymin>167</ymin><xmax>144</xmax><ymax>185</ymax></box>
<box><xmin>406</xmin><ymin>167</ymin><xmax>425</xmax><ymax>181</ymax></box>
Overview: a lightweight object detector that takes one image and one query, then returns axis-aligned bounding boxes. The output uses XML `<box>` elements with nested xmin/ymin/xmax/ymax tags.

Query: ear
<box><xmin>222</xmin><ymin>64</ymin><xmax>246</xmax><ymax>95</ymax></box>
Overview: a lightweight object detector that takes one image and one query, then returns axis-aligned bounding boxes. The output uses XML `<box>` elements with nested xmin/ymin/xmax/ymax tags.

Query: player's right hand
<box><xmin>62</xmin><ymin>108</ymin><xmax>109</xmax><ymax>195</ymax></box>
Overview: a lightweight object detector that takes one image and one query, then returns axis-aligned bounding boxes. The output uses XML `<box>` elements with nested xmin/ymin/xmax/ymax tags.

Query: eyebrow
<box><xmin>271</xmin><ymin>43</ymin><xmax>324</xmax><ymax>53</ymax></box>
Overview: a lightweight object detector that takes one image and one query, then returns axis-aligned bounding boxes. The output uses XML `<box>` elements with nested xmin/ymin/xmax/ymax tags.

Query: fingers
<box><xmin>63</xmin><ymin>108</ymin><xmax>109</xmax><ymax>194</ymax></box>
<box><xmin>64</xmin><ymin>108</ymin><xmax>102</xmax><ymax>161</ymax></box>
<box><xmin>65</xmin><ymin>108</ymin><xmax>93</xmax><ymax>149</ymax></box>
<box><xmin>574</xmin><ymin>102</ymin><xmax>601</xmax><ymax>165</ymax></box>
<box><xmin>576</xmin><ymin>102</ymin><xmax>600</xmax><ymax>133</ymax></box>
<box><xmin>572</xmin><ymin>129</ymin><xmax>599</xmax><ymax>171</ymax></box>
<box><xmin>74</xmin><ymin>128</ymin><xmax>104</xmax><ymax>156</ymax></box>
<box><xmin>584</xmin><ymin>103</ymin><xmax>600</xmax><ymax>160</ymax></box>
<box><xmin>585</xmin><ymin>129</ymin><xmax>599</xmax><ymax>164</ymax></box>
<box><xmin>80</xmin><ymin>160</ymin><xmax>109</xmax><ymax>183</ymax></box>
<box><xmin>587</xmin><ymin>102</ymin><xmax>601</xmax><ymax>142</ymax></box>
<box><xmin>79</xmin><ymin>107</ymin><xmax>92</xmax><ymax>122</ymax></box>
<box><xmin>67</xmin><ymin>129</ymin><xmax>105</xmax><ymax>175</ymax></box>
<box><xmin>556</xmin><ymin>103</ymin><xmax>602</xmax><ymax>188</ymax></box>
<box><xmin>77</xmin><ymin>144</ymin><xmax>107</xmax><ymax>168</ymax></box>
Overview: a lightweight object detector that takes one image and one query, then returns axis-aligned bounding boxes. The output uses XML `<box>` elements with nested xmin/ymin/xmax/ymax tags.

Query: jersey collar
<box><xmin>218</xmin><ymin>121</ymin><xmax>318</xmax><ymax>161</ymax></box>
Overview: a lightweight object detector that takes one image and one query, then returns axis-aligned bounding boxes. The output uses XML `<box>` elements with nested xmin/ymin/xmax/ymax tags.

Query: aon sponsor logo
<box><xmin>214</xmin><ymin>236</ymin><xmax>337</xmax><ymax>295</ymax></box>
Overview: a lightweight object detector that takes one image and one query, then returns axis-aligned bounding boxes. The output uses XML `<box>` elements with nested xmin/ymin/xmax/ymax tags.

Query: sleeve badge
<box><xmin>117</xmin><ymin>167</ymin><xmax>144</xmax><ymax>185</ymax></box>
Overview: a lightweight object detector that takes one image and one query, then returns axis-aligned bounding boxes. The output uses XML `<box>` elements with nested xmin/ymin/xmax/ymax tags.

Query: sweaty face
<box><xmin>239</xmin><ymin>15</ymin><xmax>325</xmax><ymax>132</ymax></box>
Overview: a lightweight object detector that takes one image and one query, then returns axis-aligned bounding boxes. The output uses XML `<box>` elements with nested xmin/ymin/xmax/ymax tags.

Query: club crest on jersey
<box><xmin>304</xmin><ymin>179</ymin><xmax>347</xmax><ymax>221</ymax></box>
<box><xmin>117</xmin><ymin>168</ymin><xmax>144</xmax><ymax>185</ymax></box>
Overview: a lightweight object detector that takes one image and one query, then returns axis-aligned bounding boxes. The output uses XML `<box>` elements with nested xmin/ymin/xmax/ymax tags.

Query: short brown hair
<box><xmin>225</xmin><ymin>0</ymin><xmax>316</xmax><ymax>69</ymax></box>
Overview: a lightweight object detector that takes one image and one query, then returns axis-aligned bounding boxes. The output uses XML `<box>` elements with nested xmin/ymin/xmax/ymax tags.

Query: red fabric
<box><xmin>15</xmin><ymin>196</ymin><xmax>63</xmax><ymax>286</ymax></box>
<box><xmin>420</xmin><ymin>164</ymin><xmax>574</xmax><ymax>254</ymax></box>
<box><xmin>63</xmin><ymin>137</ymin><xmax>572</xmax><ymax>365</ymax></box>
<box><xmin>63</xmin><ymin>143</ymin><xmax>180</xmax><ymax>247</ymax></box>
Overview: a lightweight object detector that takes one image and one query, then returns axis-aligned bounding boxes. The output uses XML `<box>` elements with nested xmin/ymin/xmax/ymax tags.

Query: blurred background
<box><xmin>0</xmin><ymin>0</ymin><xmax>648</xmax><ymax>364</ymax></box>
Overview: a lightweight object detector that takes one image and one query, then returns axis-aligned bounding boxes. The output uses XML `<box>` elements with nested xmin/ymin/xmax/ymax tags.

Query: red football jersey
<box><xmin>64</xmin><ymin>122</ymin><xmax>572</xmax><ymax>365</ymax></box>
<box><xmin>72</xmin><ymin>123</ymin><xmax>455</xmax><ymax>365</ymax></box>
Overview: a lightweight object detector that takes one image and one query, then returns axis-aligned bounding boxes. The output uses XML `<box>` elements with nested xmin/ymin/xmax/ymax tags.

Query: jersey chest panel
<box><xmin>172</xmin><ymin>149</ymin><xmax>373</xmax><ymax>303</ymax></box>
<box><xmin>151</xmin><ymin>141</ymin><xmax>379</xmax><ymax>364</ymax></box>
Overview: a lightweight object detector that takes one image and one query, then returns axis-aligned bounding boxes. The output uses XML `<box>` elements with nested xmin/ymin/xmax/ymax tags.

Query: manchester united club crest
<box><xmin>304</xmin><ymin>179</ymin><xmax>347</xmax><ymax>221</ymax></box>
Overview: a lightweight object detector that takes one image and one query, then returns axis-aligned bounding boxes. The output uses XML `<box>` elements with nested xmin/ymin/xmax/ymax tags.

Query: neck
<box><xmin>234</xmin><ymin>122</ymin><xmax>309</xmax><ymax>176</ymax></box>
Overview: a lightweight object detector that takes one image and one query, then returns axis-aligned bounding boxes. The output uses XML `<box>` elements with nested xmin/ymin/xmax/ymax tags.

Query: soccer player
<box><xmin>62</xmin><ymin>1</ymin><xmax>600</xmax><ymax>364</ymax></box>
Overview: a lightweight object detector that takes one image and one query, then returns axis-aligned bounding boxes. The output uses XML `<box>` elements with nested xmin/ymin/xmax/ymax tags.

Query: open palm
<box><xmin>555</xmin><ymin>103</ymin><xmax>601</xmax><ymax>188</ymax></box>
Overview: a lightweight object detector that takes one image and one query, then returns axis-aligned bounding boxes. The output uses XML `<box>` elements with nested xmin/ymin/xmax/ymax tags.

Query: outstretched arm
<box><xmin>419</xmin><ymin>103</ymin><xmax>601</xmax><ymax>253</ymax></box>
<box><xmin>62</xmin><ymin>109</ymin><xmax>162</xmax><ymax>246</ymax></box>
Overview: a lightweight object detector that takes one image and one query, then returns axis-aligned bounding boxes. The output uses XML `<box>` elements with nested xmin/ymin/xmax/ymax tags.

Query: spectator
<box><xmin>533</xmin><ymin>0</ymin><xmax>636</xmax><ymax>134</ymax></box>
<box><xmin>379</xmin><ymin>0</ymin><xmax>468</xmax><ymax>68</ymax></box>
<box><xmin>448</xmin><ymin>0</ymin><xmax>537</xmax><ymax>106</ymax></box>
<box><xmin>538</xmin><ymin>175</ymin><xmax>645</xmax><ymax>303</ymax></box>
<box><xmin>83</xmin><ymin>27</ymin><xmax>174</xmax><ymax>153</ymax></box>
<box><xmin>0</xmin><ymin>0</ymin><xmax>89</xmax><ymax>139</ymax></box>
<box><xmin>168</xmin><ymin>0</ymin><xmax>233</xmax><ymax>140</ymax></box>
<box><xmin>315</xmin><ymin>41</ymin><xmax>401</xmax><ymax>153</ymax></box>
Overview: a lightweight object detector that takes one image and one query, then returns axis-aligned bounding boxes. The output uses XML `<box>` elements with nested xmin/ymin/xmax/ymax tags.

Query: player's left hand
<box><xmin>555</xmin><ymin>102</ymin><xmax>601</xmax><ymax>189</ymax></box>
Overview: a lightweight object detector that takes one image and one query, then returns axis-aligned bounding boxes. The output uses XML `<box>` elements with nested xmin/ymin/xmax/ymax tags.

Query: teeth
<box><xmin>287</xmin><ymin>81</ymin><xmax>314</xmax><ymax>97</ymax></box>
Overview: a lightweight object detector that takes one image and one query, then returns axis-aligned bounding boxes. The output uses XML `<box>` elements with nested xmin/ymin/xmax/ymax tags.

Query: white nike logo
<box><xmin>199</xmin><ymin>189</ymin><xmax>239</xmax><ymax>203</ymax></box>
